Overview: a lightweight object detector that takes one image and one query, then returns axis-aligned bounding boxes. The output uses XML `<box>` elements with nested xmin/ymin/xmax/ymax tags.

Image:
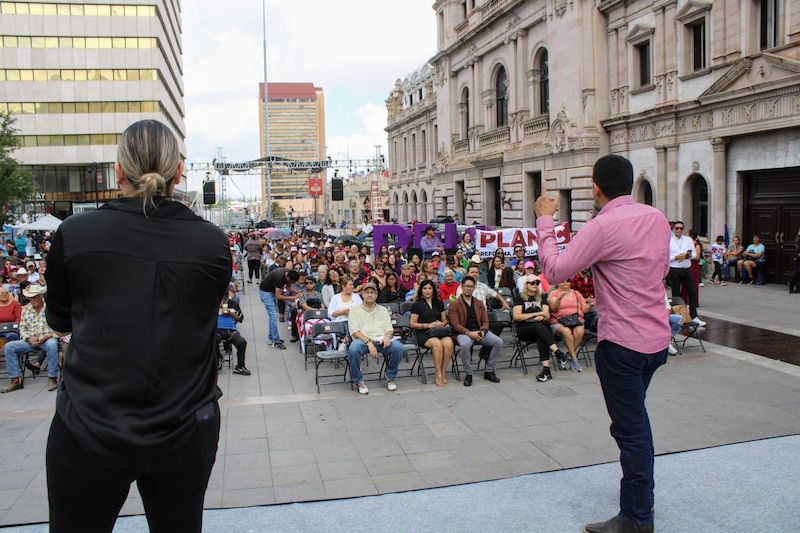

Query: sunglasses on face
<box><xmin>674</xmin><ymin>226</ymin><xmax>684</xmax><ymax>230</ymax></box>
<box><xmin>527</xmin><ymin>281</ymin><xmax>540</xmax><ymax>286</ymax></box>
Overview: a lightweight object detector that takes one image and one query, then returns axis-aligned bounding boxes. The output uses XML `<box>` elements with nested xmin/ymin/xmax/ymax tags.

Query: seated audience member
<box><xmin>327</xmin><ymin>277</ymin><xmax>363</xmax><ymax>322</ymax></box>
<box><xmin>378</xmin><ymin>272</ymin><xmax>407</xmax><ymax>304</ymax></box>
<box><xmin>291</xmin><ymin>276</ymin><xmax>325</xmax><ymax>342</ymax></box>
<box><xmin>346</xmin><ymin>283</ymin><xmax>404</xmax><ymax>395</ymax></box>
<box><xmin>457</xmin><ymin>264</ymin><xmax>511</xmax><ymax>311</ymax></box>
<box><xmin>448</xmin><ymin>275</ymin><xmax>504</xmax><ymax>387</ymax></box>
<box><xmin>216</xmin><ymin>295</ymin><xmax>249</xmax><ymax>375</ymax></box>
<box><xmin>347</xmin><ymin>260</ymin><xmax>368</xmax><ymax>292</ymax></box>
<box><xmin>571</xmin><ymin>268</ymin><xmax>597</xmax><ymax>330</ymax></box>
<box><xmin>0</xmin><ymin>286</ymin><xmax>22</xmax><ymax>341</ymax></box>
<box><xmin>398</xmin><ymin>263</ymin><xmax>417</xmax><ymax>292</ymax></box>
<box><xmin>512</xmin><ymin>274</ymin><xmax>568</xmax><ymax>382</ymax></box>
<box><xmin>1</xmin><ymin>285</ymin><xmax>59</xmax><ymax>393</ymax></box>
<box><xmin>737</xmin><ymin>235</ymin><xmax>765</xmax><ymax>284</ymax></box>
<box><xmin>438</xmin><ymin>269</ymin><xmax>460</xmax><ymax>302</ymax></box>
<box><xmin>665</xmin><ymin>292</ymin><xmax>682</xmax><ymax>356</ymax></box>
<box><xmin>410</xmin><ymin>279</ymin><xmax>454</xmax><ymax>387</ymax></box>
<box><xmin>548</xmin><ymin>279</ymin><xmax>592</xmax><ymax>372</ymax></box>
<box><xmin>723</xmin><ymin>236</ymin><xmax>744</xmax><ymax>282</ymax></box>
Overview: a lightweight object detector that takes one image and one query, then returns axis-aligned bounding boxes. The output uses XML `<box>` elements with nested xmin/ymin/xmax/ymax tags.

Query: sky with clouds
<box><xmin>183</xmin><ymin>0</ymin><xmax>437</xmax><ymax>197</ymax></box>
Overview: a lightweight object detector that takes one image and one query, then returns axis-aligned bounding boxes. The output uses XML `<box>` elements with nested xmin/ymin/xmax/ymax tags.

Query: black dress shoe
<box><xmin>290</xmin><ymin>336</ymin><xmax>299</xmax><ymax>342</ymax></box>
<box><xmin>584</xmin><ymin>515</ymin><xmax>653</xmax><ymax>533</ymax></box>
<box><xmin>483</xmin><ymin>371</ymin><xmax>500</xmax><ymax>383</ymax></box>
<box><xmin>463</xmin><ymin>374</ymin><xmax>473</xmax><ymax>387</ymax></box>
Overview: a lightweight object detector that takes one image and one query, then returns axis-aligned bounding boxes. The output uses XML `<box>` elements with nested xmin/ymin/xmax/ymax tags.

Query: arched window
<box><xmin>539</xmin><ymin>51</ymin><xmax>549</xmax><ymax>115</ymax></box>
<box><xmin>495</xmin><ymin>67</ymin><xmax>508</xmax><ymax>128</ymax></box>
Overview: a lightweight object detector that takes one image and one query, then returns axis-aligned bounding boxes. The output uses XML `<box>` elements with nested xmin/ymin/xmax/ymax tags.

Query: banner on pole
<box><xmin>475</xmin><ymin>224</ymin><xmax>571</xmax><ymax>258</ymax></box>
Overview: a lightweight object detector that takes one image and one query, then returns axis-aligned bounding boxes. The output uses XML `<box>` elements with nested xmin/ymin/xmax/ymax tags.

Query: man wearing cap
<box><xmin>2</xmin><ymin>284</ymin><xmax>59</xmax><ymax>393</ymax></box>
<box><xmin>346</xmin><ymin>282</ymin><xmax>403</xmax><ymax>394</ymax></box>
<box><xmin>259</xmin><ymin>267</ymin><xmax>300</xmax><ymax>350</ymax></box>
<box><xmin>420</xmin><ymin>226</ymin><xmax>444</xmax><ymax>259</ymax></box>
<box><xmin>25</xmin><ymin>261</ymin><xmax>40</xmax><ymax>284</ymax></box>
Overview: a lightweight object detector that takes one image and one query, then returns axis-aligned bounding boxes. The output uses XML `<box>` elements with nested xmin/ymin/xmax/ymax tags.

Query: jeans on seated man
<box><xmin>2</xmin><ymin>284</ymin><xmax>59</xmax><ymax>393</ymax></box>
<box><xmin>346</xmin><ymin>282</ymin><xmax>404</xmax><ymax>395</ymax></box>
<box><xmin>216</xmin><ymin>296</ymin><xmax>249</xmax><ymax>375</ymax></box>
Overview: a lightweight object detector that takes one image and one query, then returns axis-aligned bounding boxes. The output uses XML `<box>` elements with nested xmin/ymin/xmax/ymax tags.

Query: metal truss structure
<box><xmin>186</xmin><ymin>157</ymin><xmax>383</xmax><ymax>175</ymax></box>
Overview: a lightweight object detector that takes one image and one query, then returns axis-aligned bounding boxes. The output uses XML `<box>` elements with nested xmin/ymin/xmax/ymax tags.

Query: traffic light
<box><xmin>331</xmin><ymin>178</ymin><xmax>343</xmax><ymax>201</ymax></box>
<box><xmin>202</xmin><ymin>181</ymin><xmax>216</xmax><ymax>205</ymax></box>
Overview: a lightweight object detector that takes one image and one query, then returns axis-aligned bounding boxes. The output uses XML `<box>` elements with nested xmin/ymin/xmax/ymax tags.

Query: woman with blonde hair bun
<box><xmin>44</xmin><ymin>120</ymin><xmax>231</xmax><ymax>532</ymax></box>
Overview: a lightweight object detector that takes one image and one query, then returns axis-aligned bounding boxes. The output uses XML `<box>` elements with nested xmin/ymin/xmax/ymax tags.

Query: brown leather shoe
<box><xmin>48</xmin><ymin>377</ymin><xmax>58</xmax><ymax>391</ymax></box>
<box><xmin>1</xmin><ymin>377</ymin><xmax>24</xmax><ymax>393</ymax></box>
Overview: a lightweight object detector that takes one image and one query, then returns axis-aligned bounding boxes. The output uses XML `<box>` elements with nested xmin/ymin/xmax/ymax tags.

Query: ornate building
<box><xmin>386</xmin><ymin>0</ymin><xmax>799</xmax><ymax>284</ymax></box>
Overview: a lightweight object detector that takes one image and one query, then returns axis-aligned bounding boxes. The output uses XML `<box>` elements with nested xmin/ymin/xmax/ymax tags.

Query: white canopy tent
<box><xmin>20</xmin><ymin>214</ymin><xmax>63</xmax><ymax>232</ymax></box>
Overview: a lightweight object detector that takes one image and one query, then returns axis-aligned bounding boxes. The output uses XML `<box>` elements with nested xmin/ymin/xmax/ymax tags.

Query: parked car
<box><xmin>429</xmin><ymin>215</ymin><xmax>455</xmax><ymax>224</ymax></box>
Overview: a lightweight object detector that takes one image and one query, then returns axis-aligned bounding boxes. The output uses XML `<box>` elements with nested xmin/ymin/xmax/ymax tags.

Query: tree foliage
<box><xmin>0</xmin><ymin>113</ymin><xmax>36</xmax><ymax>224</ymax></box>
<box><xmin>270</xmin><ymin>202</ymin><xmax>286</xmax><ymax>219</ymax></box>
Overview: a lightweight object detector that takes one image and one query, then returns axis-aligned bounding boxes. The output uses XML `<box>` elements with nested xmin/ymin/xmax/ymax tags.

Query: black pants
<box><xmin>216</xmin><ymin>328</ymin><xmax>247</xmax><ymax>367</ymax></box>
<box><xmin>247</xmin><ymin>258</ymin><xmax>261</xmax><ymax>280</ymax></box>
<box><xmin>790</xmin><ymin>258</ymin><xmax>800</xmax><ymax>293</ymax></box>
<box><xmin>517</xmin><ymin>321</ymin><xmax>556</xmax><ymax>361</ymax></box>
<box><xmin>47</xmin><ymin>407</ymin><xmax>219</xmax><ymax>533</ymax></box>
<box><xmin>669</xmin><ymin>267</ymin><xmax>697</xmax><ymax>318</ymax></box>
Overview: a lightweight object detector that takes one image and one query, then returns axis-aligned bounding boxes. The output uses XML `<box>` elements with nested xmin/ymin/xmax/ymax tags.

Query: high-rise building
<box><xmin>258</xmin><ymin>82</ymin><xmax>325</xmax><ymax>222</ymax></box>
<box><xmin>0</xmin><ymin>1</ymin><xmax>185</xmax><ymax>220</ymax></box>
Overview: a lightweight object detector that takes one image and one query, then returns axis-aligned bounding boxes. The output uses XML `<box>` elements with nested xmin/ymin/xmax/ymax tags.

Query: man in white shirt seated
<box><xmin>347</xmin><ymin>282</ymin><xmax>404</xmax><ymax>395</ymax></box>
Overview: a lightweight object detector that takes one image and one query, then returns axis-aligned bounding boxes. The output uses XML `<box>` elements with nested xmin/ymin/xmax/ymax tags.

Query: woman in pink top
<box><xmin>548</xmin><ymin>280</ymin><xmax>593</xmax><ymax>372</ymax></box>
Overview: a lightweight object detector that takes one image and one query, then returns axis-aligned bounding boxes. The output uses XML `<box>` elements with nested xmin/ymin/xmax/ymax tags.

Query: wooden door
<box><xmin>744</xmin><ymin>167</ymin><xmax>800</xmax><ymax>284</ymax></box>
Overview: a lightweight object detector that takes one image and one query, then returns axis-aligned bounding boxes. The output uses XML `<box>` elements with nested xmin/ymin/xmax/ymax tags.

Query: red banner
<box><xmin>308</xmin><ymin>178</ymin><xmax>322</xmax><ymax>198</ymax></box>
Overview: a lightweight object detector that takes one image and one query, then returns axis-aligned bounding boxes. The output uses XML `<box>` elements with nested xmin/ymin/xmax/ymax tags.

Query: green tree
<box><xmin>270</xmin><ymin>202</ymin><xmax>286</xmax><ymax>219</ymax></box>
<box><xmin>0</xmin><ymin>113</ymin><xmax>36</xmax><ymax>224</ymax></box>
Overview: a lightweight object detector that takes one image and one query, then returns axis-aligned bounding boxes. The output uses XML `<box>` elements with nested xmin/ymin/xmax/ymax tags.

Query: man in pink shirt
<box><xmin>535</xmin><ymin>154</ymin><xmax>670</xmax><ymax>533</ymax></box>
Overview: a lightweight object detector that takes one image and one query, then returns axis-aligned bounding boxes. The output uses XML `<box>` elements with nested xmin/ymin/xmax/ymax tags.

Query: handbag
<box><xmin>558</xmin><ymin>313</ymin><xmax>581</xmax><ymax>328</ymax></box>
<box><xmin>428</xmin><ymin>326</ymin><xmax>452</xmax><ymax>338</ymax></box>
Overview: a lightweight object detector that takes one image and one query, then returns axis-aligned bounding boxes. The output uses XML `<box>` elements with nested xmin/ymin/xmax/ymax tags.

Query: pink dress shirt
<box><xmin>537</xmin><ymin>196</ymin><xmax>671</xmax><ymax>354</ymax></box>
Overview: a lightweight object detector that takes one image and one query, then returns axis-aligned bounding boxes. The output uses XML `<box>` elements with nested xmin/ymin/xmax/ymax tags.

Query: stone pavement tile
<box><xmin>262</xmin><ymin>402</ymin><xmax>304</xmax><ymax>421</ymax></box>
<box><xmin>270</xmin><ymin>448</ymin><xmax>315</xmax><ymax>468</ymax></box>
<box><xmin>0</xmin><ymin>488</ymin><xmax>23</xmax><ymax>511</ymax></box>
<box><xmin>118</xmin><ymin>496</ymin><xmax>144</xmax><ymax>517</ymax></box>
<box><xmin>455</xmin><ymin>447</ymin><xmax>506</xmax><ymax>469</ymax></box>
<box><xmin>377</xmin><ymin>411</ymin><xmax>424</xmax><ymax>428</ymax></box>
<box><xmin>203</xmin><ymin>489</ymin><xmax>223</xmax><ymax>508</ymax></box>
<box><xmin>225</xmin><ymin>420</ymin><xmax>267</xmax><ymax>440</ymax></box>
<box><xmin>308</xmin><ymin>432</ymin><xmax>353</xmax><ymax>448</ymax></box>
<box><xmin>395</xmin><ymin>435</ymin><xmax>447</xmax><ymax>455</ymax></box>
<box><xmin>407</xmin><ymin>450</ymin><xmax>459</xmax><ymax>472</ymax></box>
<box><xmin>304</xmin><ymin>419</ymin><xmax>348</xmax><ymax>436</ymax></box>
<box><xmin>271</xmin><ymin>463</ymin><xmax>321</xmax><ymax>487</ymax></box>
<box><xmin>425</xmin><ymin>418</ymin><xmax>474</xmax><ymax>437</ymax></box>
<box><xmin>482</xmin><ymin>440</ymin><xmax>542</xmax><ymax>462</ymax></box>
<box><xmin>268</xmin><ymin>434</ymin><xmax>311</xmax><ymax>451</ymax></box>
<box><xmin>317</xmin><ymin>459</ymin><xmax>369</xmax><ymax>481</ymax></box>
<box><xmin>386</xmin><ymin>423</ymin><xmax>435</xmax><ymax>440</ymax></box>
<box><xmin>313</xmin><ymin>443</ymin><xmax>360</xmax><ymax>463</ymax></box>
<box><xmin>0</xmin><ymin>453</ymin><xmax>44</xmax><ymax>473</ymax></box>
<box><xmin>266</xmin><ymin>421</ymin><xmax>309</xmax><ymax>438</ymax></box>
<box><xmin>343</xmin><ymin>415</ymin><xmax>386</xmax><ymax>435</ymax></box>
<box><xmin>221</xmin><ymin>486</ymin><xmax>275</xmax><ymax>508</ymax></box>
<box><xmin>225</xmin><ymin>451</ymin><xmax>270</xmax><ymax>470</ymax></box>
<box><xmin>322</xmin><ymin>476</ymin><xmax>378</xmax><ymax>499</ymax></box>
<box><xmin>362</xmin><ymin>455</ymin><xmax>415</xmax><ymax>477</ymax></box>
<box><xmin>353</xmin><ymin>437</ymin><xmax>405</xmax><ymax>459</ymax></box>
<box><xmin>0</xmin><ymin>420</ymin><xmax>41</xmax><ymax>444</ymax></box>
<box><xmin>403</xmin><ymin>393</ymin><xmax>449</xmax><ymax>414</ymax></box>
<box><xmin>273</xmin><ymin>481</ymin><xmax>326</xmax><ymax>503</ymax></box>
<box><xmin>223</xmin><ymin>468</ymin><xmax>273</xmax><ymax>491</ymax></box>
<box><xmin>462</xmin><ymin>461</ymin><xmax>517</xmax><ymax>482</ymax></box>
<box><xmin>25</xmin><ymin>469</ymin><xmax>46</xmax><ymax>490</ymax></box>
<box><xmin>417</xmin><ymin>465</ymin><xmax>478</xmax><ymax>487</ymax></box>
<box><xmin>225</xmin><ymin>437</ymin><xmax>270</xmax><ymax>455</ymax></box>
<box><xmin>372</xmin><ymin>470</ymin><xmax>427</xmax><ymax>494</ymax></box>
<box><xmin>0</xmin><ymin>469</ymin><xmax>37</xmax><ymax>491</ymax></box>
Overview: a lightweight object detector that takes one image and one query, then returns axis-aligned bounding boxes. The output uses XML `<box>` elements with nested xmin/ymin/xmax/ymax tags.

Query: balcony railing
<box><xmin>455</xmin><ymin>19</ymin><xmax>469</xmax><ymax>38</ymax></box>
<box><xmin>453</xmin><ymin>138</ymin><xmax>469</xmax><ymax>155</ymax></box>
<box><xmin>523</xmin><ymin>115</ymin><xmax>549</xmax><ymax>140</ymax></box>
<box><xmin>478</xmin><ymin>126</ymin><xmax>510</xmax><ymax>150</ymax></box>
<box><xmin>481</xmin><ymin>0</ymin><xmax>506</xmax><ymax>17</ymax></box>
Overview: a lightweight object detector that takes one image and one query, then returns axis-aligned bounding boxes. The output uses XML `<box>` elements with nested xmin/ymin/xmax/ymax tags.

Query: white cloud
<box><xmin>183</xmin><ymin>0</ymin><xmax>437</xmax><ymax>196</ymax></box>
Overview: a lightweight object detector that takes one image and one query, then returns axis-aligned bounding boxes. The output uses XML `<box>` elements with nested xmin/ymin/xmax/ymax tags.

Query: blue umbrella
<box><xmin>262</xmin><ymin>228</ymin><xmax>292</xmax><ymax>240</ymax></box>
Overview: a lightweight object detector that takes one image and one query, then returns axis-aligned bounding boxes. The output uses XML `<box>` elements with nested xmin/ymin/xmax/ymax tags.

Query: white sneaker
<box><xmin>667</xmin><ymin>343</ymin><xmax>678</xmax><ymax>355</ymax></box>
<box><xmin>386</xmin><ymin>380</ymin><xmax>397</xmax><ymax>391</ymax></box>
<box><xmin>356</xmin><ymin>382</ymin><xmax>369</xmax><ymax>394</ymax></box>
<box><xmin>699</xmin><ymin>282</ymin><xmax>705</xmax><ymax>287</ymax></box>
<box><xmin>691</xmin><ymin>317</ymin><xmax>706</xmax><ymax>327</ymax></box>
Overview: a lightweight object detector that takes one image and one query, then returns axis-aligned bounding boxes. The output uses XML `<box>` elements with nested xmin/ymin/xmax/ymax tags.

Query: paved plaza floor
<box><xmin>0</xmin><ymin>279</ymin><xmax>798</xmax><ymax>531</ymax></box>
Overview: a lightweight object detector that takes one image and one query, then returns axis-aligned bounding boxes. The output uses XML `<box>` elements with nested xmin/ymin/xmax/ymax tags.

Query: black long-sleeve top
<box><xmin>45</xmin><ymin>197</ymin><xmax>231</xmax><ymax>458</ymax></box>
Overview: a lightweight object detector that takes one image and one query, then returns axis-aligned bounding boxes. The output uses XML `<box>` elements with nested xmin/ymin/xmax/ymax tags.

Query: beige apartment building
<box><xmin>0</xmin><ymin>1</ymin><xmax>186</xmax><ymax>218</ymax></box>
<box><xmin>258</xmin><ymin>82</ymin><xmax>325</xmax><ymax>222</ymax></box>
<box><xmin>387</xmin><ymin>0</ymin><xmax>799</xmax><ymax>284</ymax></box>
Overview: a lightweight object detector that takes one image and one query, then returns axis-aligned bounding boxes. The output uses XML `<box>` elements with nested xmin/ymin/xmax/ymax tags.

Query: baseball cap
<box><xmin>361</xmin><ymin>282</ymin><xmax>378</xmax><ymax>292</ymax></box>
<box><xmin>524</xmin><ymin>261</ymin><xmax>536</xmax><ymax>269</ymax></box>
<box><xmin>431</xmin><ymin>251</ymin><xmax>440</xmax><ymax>257</ymax></box>
<box><xmin>470</xmin><ymin>253</ymin><xmax>482</xmax><ymax>263</ymax></box>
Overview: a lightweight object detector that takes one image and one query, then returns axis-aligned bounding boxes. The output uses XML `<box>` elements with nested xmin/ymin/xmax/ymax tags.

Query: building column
<box><xmin>711</xmin><ymin>137</ymin><xmax>729</xmax><ymax>237</ymax></box>
<box><xmin>656</xmin><ymin>146</ymin><xmax>668</xmax><ymax>215</ymax></box>
<box><xmin>666</xmin><ymin>145</ymin><xmax>679</xmax><ymax>219</ymax></box>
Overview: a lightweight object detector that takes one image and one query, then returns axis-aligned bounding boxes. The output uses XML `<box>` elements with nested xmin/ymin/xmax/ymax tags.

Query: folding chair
<box><xmin>378</xmin><ymin>302</ymin><xmax>400</xmax><ymax>316</ymax></box>
<box><xmin>400</xmin><ymin>301</ymin><xmax>414</xmax><ymax>315</ymax></box>
<box><xmin>309</xmin><ymin>321</ymin><xmax>350</xmax><ymax>393</ymax></box>
<box><xmin>300</xmin><ymin>308</ymin><xmax>329</xmax><ymax>367</ymax></box>
<box><xmin>475</xmin><ymin>311</ymin><xmax>515</xmax><ymax>372</ymax></box>
<box><xmin>671</xmin><ymin>297</ymin><xmax>705</xmax><ymax>354</ymax></box>
<box><xmin>0</xmin><ymin>323</ymin><xmax>20</xmax><ymax>379</ymax></box>
<box><xmin>576</xmin><ymin>328</ymin><xmax>596</xmax><ymax>367</ymax></box>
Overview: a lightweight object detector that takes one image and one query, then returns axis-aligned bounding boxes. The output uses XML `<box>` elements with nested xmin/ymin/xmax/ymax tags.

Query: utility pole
<box><xmin>262</xmin><ymin>0</ymin><xmax>272</xmax><ymax>222</ymax></box>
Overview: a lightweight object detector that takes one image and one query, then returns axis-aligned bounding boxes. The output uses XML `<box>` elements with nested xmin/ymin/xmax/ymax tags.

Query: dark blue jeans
<box><xmin>594</xmin><ymin>340</ymin><xmax>667</xmax><ymax>526</ymax></box>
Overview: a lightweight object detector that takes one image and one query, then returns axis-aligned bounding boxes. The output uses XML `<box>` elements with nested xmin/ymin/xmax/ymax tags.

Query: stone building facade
<box><xmin>386</xmin><ymin>0</ymin><xmax>800</xmax><ymax>283</ymax></box>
